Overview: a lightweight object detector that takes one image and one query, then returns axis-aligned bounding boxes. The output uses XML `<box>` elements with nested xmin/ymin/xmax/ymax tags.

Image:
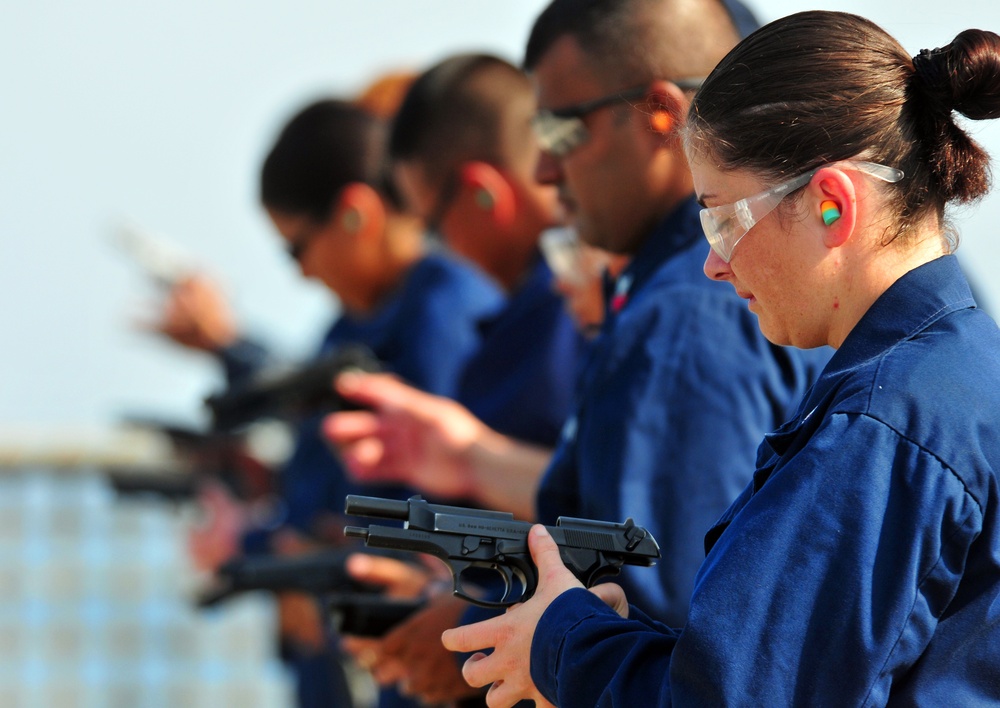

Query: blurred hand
<box><xmin>272</xmin><ymin>531</ymin><xmax>335</xmax><ymax>652</ymax></box>
<box><xmin>343</xmin><ymin>594</ymin><xmax>483</xmax><ymax>704</ymax></box>
<box><xmin>441</xmin><ymin>525</ymin><xmax>628</xmax><ymax>708</ymax></box>
<box><xmin>187</xmin><ymin>481</ymin><xmax>246</xmax><ymax>572</ymax></box>
<box><xmin>277</xmin><ymin>591</ymin><xmax>326</xmax><ymax>652</ymax></box>
<box><xmin>149</xmin><ymin>274</ymin><xmax>238</xmax><ymax>352</ymax></box>
<box><xmin>345</xmin><ymin>552</ymin><xmax>448</xmax><ymax>599</ymax></box>
<box><xmin>322</xmin><ymin>372</ymin><xmax>484</xmax><ymax>499</ymax></box>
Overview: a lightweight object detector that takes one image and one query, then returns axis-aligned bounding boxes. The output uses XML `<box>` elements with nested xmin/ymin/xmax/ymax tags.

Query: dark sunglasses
<box><xmin>531</xmin><ymin>79</ymin><xmax>704</xmax><ymax>158</ymax></box>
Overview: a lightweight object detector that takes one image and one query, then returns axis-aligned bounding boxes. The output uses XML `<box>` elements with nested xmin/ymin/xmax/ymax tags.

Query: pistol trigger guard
<box><xmin>451</xmin><ymin>561</ymin><xmax>516</xmax><ymax>609</ymax></box>
<box><xmin>450</xmin><ymin>560</ymin><xmax>512</xmax><ymax>608</ymax></box>
<box><xmin>453</xmin><ymin>586</ymin><xmax>485</xmax><ymax>604</ymax></box>
<box><xmin>450</xmin><ymin>559</ymin><xmax>474</xmax><ymax>600</ymax></box>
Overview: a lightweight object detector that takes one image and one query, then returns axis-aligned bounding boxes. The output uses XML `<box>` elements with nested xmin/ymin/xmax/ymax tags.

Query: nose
<box><xmin>534</xmin><ymin>149</ymin><xmax>563</xmax><ymax>186</ymax></box>
<box><xmin>703</xmin><ymin>247</ymin><xmax>732</xmax><ymax>281</ymax></box>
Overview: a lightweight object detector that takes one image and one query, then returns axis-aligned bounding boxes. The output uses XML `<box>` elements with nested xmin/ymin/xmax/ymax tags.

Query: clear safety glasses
<box><xmin>699</xmin><ymin>160</ymin><xmax>905</xmax><ymax>262</ymax></box>
<box><xmin>531</xmin><ymin>79</ymin><xmax>703</xmax><ymax>158</ymax></box>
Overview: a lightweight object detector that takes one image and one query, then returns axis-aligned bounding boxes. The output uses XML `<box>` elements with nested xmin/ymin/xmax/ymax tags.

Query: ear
<box><xmin>458</xmin><ymin>161</ymin><xmax>516</xmax><ymax>228</ymax></box>
<box><xmin>642</xmin><ymin>80</ymin><xmax>689</xmax><ymax>137</ymax></box>
<box><xmin>808</xmin><ymin>167</ymin><xmax>857</xmax><ymax>249</ymax></box>
<box><xmin>335</xmin><ymin>182</ymin><xmax>386</xmax><ymax>239</ymax></box>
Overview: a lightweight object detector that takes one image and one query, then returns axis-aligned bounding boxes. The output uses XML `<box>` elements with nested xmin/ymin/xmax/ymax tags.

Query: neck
<box><xmin>352</xmin><ymin>214</ymin><xmax>425</xmax><ymax>313</ymax></box>
<box><xmin>492</xmin><ymin>232</ymin><xmax>541</xmax><ymax>291</ymax></box>
<box><xmin>827</xmin><ymin>226</ymin><xmax>949</xmax><ymax>348</ymax></box>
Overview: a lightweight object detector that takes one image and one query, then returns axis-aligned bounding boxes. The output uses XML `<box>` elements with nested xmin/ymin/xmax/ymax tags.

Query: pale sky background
<box><xmin>1</xmin><ymin>0</ymin><xmax>996</xmax><ymax>435</ymax></box>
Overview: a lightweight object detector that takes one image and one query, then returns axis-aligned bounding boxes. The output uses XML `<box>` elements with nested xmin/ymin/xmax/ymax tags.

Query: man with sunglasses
<box><xmin>518</xmin><ymin>0</ymin><xmax>832</xmax><ymax>630</ymax></box>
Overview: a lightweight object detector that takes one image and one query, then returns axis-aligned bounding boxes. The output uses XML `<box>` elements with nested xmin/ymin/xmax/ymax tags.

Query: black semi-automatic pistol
<box><xmin>196</xmin><ymin>549</ymin><xmax>378</xmax><ymax>608</ymax></box>
<box><xmin>205</xmin><ymin>344</ymin><xmax>381</xmax><ymax>432</ymax></box>
<box><xmin>344</xmin><ymin>495</ymin><xmax>660</xmax><ymax>608</ymax></box>
<box><xmin>327</xmin><ymin>593</ymin><xmax>426</xmax><ymax>637</ymax></box>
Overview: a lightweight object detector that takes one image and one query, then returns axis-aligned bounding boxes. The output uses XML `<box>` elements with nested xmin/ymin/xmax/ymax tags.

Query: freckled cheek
<box><xmin>740</xmin><ymin>261</ymin><xmax>779</xmax><ymax>302</ymax></box>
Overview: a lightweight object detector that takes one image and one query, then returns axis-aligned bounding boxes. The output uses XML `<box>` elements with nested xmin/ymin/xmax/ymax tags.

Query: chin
<box><xmin>757</xmin><ymin>319</ymin><xmax>793</xmax><ymax>348</ymax></box>
<box><xmin>570</xmin><ymin>220</ymin><xmax>597</xmax><ymax>247</ymax></box>
<box><xmin>762</xmin><ymin>332</ymin><xmax>794</xmax><ymax>347</ymax></box>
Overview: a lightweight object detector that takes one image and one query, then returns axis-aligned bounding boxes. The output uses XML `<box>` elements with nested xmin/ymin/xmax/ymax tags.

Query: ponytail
<box><xmin>908</xmin><ymin>29</ymin><xmax>1000</xmax><ymax>203</ymax></box>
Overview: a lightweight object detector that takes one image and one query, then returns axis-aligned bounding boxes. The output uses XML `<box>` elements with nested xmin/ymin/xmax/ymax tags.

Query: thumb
<box><xmin>588</xmin><ymin>583</ymin><xmax>630</xmax><ymax>619</ymax></box>
<box><xmin>528</xmin><ymin>525</ymin><xmax>579</xmax><ymax>588</ymax></box>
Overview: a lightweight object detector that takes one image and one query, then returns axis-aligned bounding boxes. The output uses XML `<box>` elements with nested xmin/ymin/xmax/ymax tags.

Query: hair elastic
<box><xmin>820</xmin><ymin>200</ymin><xmax>841</xmax><ymax>226</ymax></box>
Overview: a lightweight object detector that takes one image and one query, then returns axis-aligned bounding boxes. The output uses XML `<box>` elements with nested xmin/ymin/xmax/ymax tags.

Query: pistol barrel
<box><xmin>345</xmin><ymin>494</ymin><xmax>412</xmax><ymax>519</ymax></box>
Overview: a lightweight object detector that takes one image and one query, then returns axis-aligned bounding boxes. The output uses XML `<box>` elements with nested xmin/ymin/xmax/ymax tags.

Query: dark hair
<box><xmin>524</xmin><ymin>0</ymin><xmax>741</xmax><ymax>87</ymax></box>
<box><xmin>389</xmin><ymin>53</ymin><xmax>534</xmax><ymax>190</ymax></box>
<box><xmin>260</xmin><ymin>99</ymin><xmax>400</xmax><ymax>222</ymax></box>
<box><xmin>687</xmin><ymin>11</ymin><xmax>1000</xmax><ymax>243</ymax></box>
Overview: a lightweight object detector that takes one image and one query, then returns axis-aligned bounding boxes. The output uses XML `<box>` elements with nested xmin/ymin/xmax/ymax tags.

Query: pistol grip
<box><xmin>559</xmin><ymin>548</ymin><xmax>623</xmax><ymax>587</ymax></box>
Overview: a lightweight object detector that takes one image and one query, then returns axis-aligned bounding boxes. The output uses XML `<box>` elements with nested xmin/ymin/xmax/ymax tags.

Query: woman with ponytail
<box><xmin>441</xmin><ymin>12</ymin><xmax>1000</xmax><ymax>707</ymax></box>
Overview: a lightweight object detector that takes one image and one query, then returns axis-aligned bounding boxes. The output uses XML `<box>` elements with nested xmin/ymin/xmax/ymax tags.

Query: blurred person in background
<box><xmin>389</xmin><ymin>53</ymin><xmax>588</xmax><ymax>450</ymax></box>
<box><xmin>151</xmin><ymin>71</ymin><xmax>423</xmax><ymax>390</ymax></box>
<box><xmin>256</xmin><ymin>97</ymin><xmax>504</xmax><ymax>708</ymax></box>
<box><xmin>333</xmin><ymin>52</ymin><xmax>590</xmax><ymax>705</ymax></box>
<box><xmin>152</xmin><ymin>91</ymin><xmax>504</xmax><ymax>708</ymax></box>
